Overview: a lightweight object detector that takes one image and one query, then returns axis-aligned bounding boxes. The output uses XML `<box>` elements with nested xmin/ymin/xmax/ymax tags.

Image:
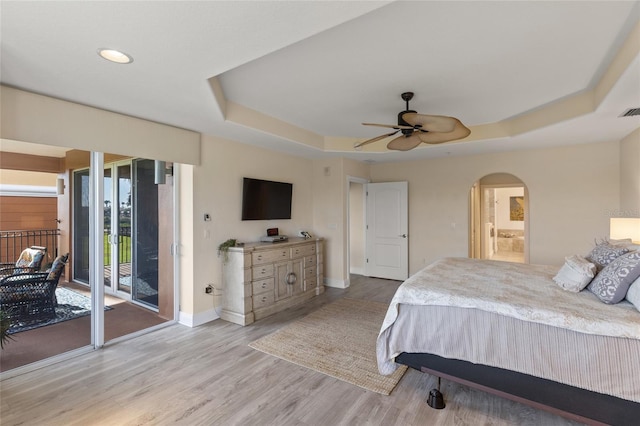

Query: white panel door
<box><xmin>365</xmin><ymin>182</ymin><xmax>408</xmax><ymax>280</ymax></box>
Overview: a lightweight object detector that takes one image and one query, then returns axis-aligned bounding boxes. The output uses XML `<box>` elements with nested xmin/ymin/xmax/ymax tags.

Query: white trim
<box><xmin>346</xmin><ymin>175</ymin><xmax>369</xmax><ymax>283</ymax></box>
<box><xmin>324</xmin><ymin>277</ymin><xmax>349</xmax><ymax>289</ymax></box>
<box><xmin>173</xmin><ymin>165</ymin><xmax>180</xmax><ymax>322</ymax></box>
<box><xmin>89</xmin><ymin>152</ymin><xmax>105</xmax><ymax>349</ymax></box>
<box><xmin>0</xmin><ymin>184</ymin><xmax>56</xmax><ymax>197</ymax></box>
<box><xmin>179</xmin><ymin>307</ymin><xmax>220</xmax><ymax>327</ymax></box>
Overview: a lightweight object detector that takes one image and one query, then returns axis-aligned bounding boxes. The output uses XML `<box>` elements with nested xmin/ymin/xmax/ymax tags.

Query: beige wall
<box><xmin>311</xmin><ymin>157</ymin><xmax>369</xmax><ymax>287</ymax></box>
<box><xmin>1</xmin><ymin>86</ymin><xmax>201</xmax><ymax>165</ymax></box>
<box><xmin>0</xmin><ymin>170</ymin><xmax>57</xmax><ymax>187</ymax></box>
<box><xmin>620</xmin><ymin>128</ymin><xmax>640</xmax><ymax>217</ymax></box>
<box><xmin>187</xmin><ymin>135</ymin><xmax>316</xmax><ymax>322</ymax></box>
<box><xmin>370</xmin><ymin>141</ymin><xmax>621</xmax><ymax>272</ymax></box>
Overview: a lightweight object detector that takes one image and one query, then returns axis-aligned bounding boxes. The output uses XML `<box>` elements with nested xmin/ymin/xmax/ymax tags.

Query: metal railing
<box><xmin>104</xmin><ymin>227</ymin><xmax>132</xmax><ymax>266</ymax></box>
<box><xmin>0</xmin><ymin>229</ymin><xmax>60</xmax><ymax>266</ymax></box>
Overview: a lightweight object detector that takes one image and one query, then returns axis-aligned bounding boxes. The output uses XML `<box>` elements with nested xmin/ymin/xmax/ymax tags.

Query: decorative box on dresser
<box><xmin>221</xmin><ymin>237</ymin><xmax>324</xmax><ymax>326</ymax></box>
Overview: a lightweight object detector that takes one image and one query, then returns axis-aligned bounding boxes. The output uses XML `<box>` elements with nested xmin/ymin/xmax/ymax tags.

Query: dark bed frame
<box><xmin>396</xmin><ymin>352</ymin><xmax>640</xmax><ymax>426</ymax></box>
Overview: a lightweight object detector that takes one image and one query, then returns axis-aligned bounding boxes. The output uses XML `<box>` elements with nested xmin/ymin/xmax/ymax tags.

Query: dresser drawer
<box><xmin>252</xmin><ymin>278</ymin><xmax>274</xmax><ymax>295</ymax></box>
<box><xmin>291</xmin><ymin>243</ymin><xmax>316</xmax><ymax>258</ymax></box>
<box><xmin>252</xmin><ymin>264</ymin><xmax>274</xmax><ymax>280</ymax></box>
<box><xmin>304</xmin><ymin>266</ymin><xmax>316</xmax><ymax>280</ymax></box>
<box><xmin>253</xmin><ymin>292</ymin><xmax>275</xmax><ymax>309</ymax></box>
<box><xmin>252</xmin><ymin>249</ymin><xmax>289</xmax><ymax>265</ymax></box>
<box><xmin>304</xmin><ymin>255</ymin><xmax>316</xmax><ymax>267</ymax></box>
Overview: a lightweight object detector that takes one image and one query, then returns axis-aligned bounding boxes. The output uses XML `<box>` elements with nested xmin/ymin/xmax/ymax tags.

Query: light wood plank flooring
<box><xmin>0</xmin><ymin>275</ymin><xmax>581</xmax><ymax>426</ymax></box>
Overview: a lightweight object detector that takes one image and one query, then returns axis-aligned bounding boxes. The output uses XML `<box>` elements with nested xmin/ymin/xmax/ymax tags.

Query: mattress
<box><xmin>376</xmin><ymin>257</ymin><xmax>640</xmax><ymax>402</ymax></box>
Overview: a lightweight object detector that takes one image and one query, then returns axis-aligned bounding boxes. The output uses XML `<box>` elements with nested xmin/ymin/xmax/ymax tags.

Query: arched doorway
<box><xmin>469</xmin><ymin>173</ymin><xmax>529</xmax><ymax>263</ymax></box>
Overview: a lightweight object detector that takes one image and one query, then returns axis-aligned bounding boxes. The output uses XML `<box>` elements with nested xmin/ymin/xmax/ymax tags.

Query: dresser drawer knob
<box><xmin>261</xmin><ymin>283</ymin><xmax>267</xmax><ymax>288</ymax></box>
<box><xmin>262</xmin><ymin>296</ymin><xmax>267</xmax><ymax>302</ymax></box>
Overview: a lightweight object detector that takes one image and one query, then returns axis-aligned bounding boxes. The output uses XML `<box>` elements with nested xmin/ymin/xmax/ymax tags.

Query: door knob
<box><xmin>399</xmin><ymin>234</ymin><xmax>407</xmax><ymax>238</ymax></box>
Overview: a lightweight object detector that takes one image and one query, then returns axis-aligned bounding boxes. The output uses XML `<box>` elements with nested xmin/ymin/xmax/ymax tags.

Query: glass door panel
<box><xmin>117</xmin><ymin>164</ymin><xmax>132</xmax><ymax>294</ymax></box>
<box><xmin>73</xmin><ymin>169</ymin><xmax>90</xmax><ymax>284</ymax></box>
<box><xmin>132</xmin><ymin>159</ymin><xmax>159</xmax><ymax>309</ymax></box>
<box><xmin>103</xmin><ymin>167</ymin><xmax>113</xmax><ymax>289</ymax></box>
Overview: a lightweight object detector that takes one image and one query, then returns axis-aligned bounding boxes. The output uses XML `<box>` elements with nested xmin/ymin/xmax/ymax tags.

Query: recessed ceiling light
<box><xmin>97</xmin><ymin>48</ymin><xmax>133</xmax><ymax>64</ymax></box>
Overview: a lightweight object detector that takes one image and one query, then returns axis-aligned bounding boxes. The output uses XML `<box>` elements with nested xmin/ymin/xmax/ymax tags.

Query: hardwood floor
<box><xmin>0</xmin><ymin>275</ymin><xmax>581</xmax><ymax>426</ymax></box>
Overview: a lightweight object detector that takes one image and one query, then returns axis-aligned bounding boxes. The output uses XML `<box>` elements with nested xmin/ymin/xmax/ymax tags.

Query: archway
<box><xmin>469</xmin><ymin>173</ymin><xmax>529</xmax><ymax>264</ymax></box>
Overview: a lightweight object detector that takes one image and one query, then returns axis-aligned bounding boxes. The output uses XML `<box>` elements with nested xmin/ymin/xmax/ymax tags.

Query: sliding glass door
<box><xmin>73</xmin><ymin>157</ymin><xmax>173</xmax><ymax>313</ymax></box>
<box><xmin>131</xmin><ymin>159</ymin><xmax>159</xmax><ymax>309</ymax></box>
<box><xmin>104</xmin><ymin>163</ymin><xmax>134</xmax><ymax>297</ymax></box>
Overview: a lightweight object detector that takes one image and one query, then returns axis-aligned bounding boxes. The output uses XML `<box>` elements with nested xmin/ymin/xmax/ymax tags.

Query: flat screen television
<box><xmin>241</xmin><ymin>177</ymin><xmax>293</xmax><ymax>220</ymax></box>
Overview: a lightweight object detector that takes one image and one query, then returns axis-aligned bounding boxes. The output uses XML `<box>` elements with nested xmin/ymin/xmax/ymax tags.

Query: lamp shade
<box><xmin>610</xmin><ymin>218</ymin><xmax>640</xmax><ymax>243</ymax></box>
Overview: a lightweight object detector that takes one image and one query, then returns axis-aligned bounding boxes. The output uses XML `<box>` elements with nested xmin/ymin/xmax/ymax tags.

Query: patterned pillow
<box><xmin>553</xmin><ymin>255</ymin><xmax>597</xmax><ymax>292</ymax></box>
<box><xmin>585</xmin><ymin>242</ymin><xmax>629</xmax><ymax>271</ymax></box>
<box><xmin>14</xmin><ymin>248</ymin><xmax>45</xmax><ymax>273</ymax></box>
<box><xmin>47</xmin><ymin>254</ymin><xmax>69</xmax><ymax>281</ymax></box>
<box><xmin>587</xmin><ymin>251</ymin><xmax>640</xmax><ymax>304</ymax></box>
<box><xmin>626</xmin><ymin>276</ymin><xmax>640</xmax><ymax>312</ymax></box>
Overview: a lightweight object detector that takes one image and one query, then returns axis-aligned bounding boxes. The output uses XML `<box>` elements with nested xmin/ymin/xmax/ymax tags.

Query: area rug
<box><xmin>248</xmin><ymin>298</ymin><xmax>407</xmax><ymax>395</ymax></box>
<box><xmin>8</xmin><ymin>287</ymin><xmax>112</xmax><ymax>334</ymax></box>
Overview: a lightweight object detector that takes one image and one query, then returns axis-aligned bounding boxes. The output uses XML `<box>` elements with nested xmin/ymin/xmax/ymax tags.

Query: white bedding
<box><xmin>376</xmin><ymin>257</ymin><xmax>640</xmax><ymax>401</ymax></box>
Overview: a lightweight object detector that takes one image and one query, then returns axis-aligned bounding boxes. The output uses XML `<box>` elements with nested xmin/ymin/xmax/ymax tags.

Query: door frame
<box><xmin>469</xmin><ymin>178</ymin><xmax>529</xmax><ymax>264</ymax></box>
<box><xmin>346</xmin><ymin>176</ymin><xmax>369</xmax><ymax>287</ymax></box>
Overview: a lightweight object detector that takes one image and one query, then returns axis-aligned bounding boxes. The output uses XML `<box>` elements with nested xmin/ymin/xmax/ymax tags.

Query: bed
<box><xmin>376</xmin><ymin>257</ymin><xmax>640</xmax><ymax>426</ymax></box>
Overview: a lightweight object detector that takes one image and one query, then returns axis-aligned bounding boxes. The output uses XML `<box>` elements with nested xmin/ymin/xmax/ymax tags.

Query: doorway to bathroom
<box><xmin>469</xmin><ymin>173</ymin><xmax>528</xmax><ymax>264</ymax></box>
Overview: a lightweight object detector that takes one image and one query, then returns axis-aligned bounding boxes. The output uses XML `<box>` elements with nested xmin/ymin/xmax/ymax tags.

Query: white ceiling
<box><xmin>1</xmin><ymin>1</ymin><xmax>639</xmax><ymax>163</ymax></box>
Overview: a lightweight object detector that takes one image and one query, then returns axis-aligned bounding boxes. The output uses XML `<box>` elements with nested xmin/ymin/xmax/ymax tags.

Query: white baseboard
<box><xmin>324</xmin><ymin>277</ymin><xmax>349</xmax><ymax>289</ymax></box>
<box><xmin>179</xmin><ymin>307</ymin><xmax>220</xmax><ymax>327</ymax></box>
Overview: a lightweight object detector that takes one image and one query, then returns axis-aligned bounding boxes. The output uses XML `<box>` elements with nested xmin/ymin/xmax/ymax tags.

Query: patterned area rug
<box><xmin>8</xmin><ymin>287</ymin><xmax>112</xmax><ymax>334</ymax></box>
<box><xmin>249</xmin><ymin>298</ymin><xmax>407</xmax><ymax>395</ymax></box>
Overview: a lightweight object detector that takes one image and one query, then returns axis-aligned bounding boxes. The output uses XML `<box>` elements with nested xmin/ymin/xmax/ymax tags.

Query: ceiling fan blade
<box><xmin>401</xmin><ymin>112</ymin><xmax>459</xmax><ymax>133</ymax></box>
<box><xmin>416</xmin><ymin>120</ymin><xmax>471</xmax><ymax>144</ymax></box>
<box><xmin>387</xmin><ymin>133</ymin><xmax>423</xmax><ymax>151</ymax></box>
<box><xmin>362</xmin><ymin>122</ymin><xmax>414</xmax><ymax>130</ymax></box>
<box><xmin>354</xmin><ymin>130</ymin><xmax>399</xmax><ymax>149</ymax></box>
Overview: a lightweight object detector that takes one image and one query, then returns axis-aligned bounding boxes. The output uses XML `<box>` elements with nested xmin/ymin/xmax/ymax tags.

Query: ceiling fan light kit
<box><xmin>355</xmin><ymin>92</ymin><xmax>471</xmax><ymax>151</ymax></box>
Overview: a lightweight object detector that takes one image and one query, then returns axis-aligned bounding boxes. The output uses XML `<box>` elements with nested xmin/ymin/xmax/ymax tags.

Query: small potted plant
<box><xmin>217</xmin><ymin>238</ymin><xmax>238</xmax><ymax>263</ymax></box>
<box><xmin>0</xmin><ymin>309</ymin><xmax>15</xmax><ymax>349</ymax></box>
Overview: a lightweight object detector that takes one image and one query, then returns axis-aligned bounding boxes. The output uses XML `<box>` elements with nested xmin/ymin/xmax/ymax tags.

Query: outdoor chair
<box><xmin>0</xmin><ymin>246</ymin><xmax>47</xmax><ymax>277</ymax></box>
<box><xmin>0</xmin><ymin>253</ymin><xmax>68</xmax><ymax>325</ymax></box>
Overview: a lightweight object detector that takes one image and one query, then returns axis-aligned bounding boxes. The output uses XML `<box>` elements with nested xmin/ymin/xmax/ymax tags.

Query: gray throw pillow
<box><xmin>586</xmin><ymin>242</ymin><xmax>629</xmax><ymax>271</ymax></box>
<box><xmin>588</xmin><ymin>251</ymin><xmax>640</xmax><ymax>304</ymax></box>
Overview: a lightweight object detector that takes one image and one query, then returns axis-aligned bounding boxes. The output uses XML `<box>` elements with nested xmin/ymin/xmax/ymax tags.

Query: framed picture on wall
<box><xmin>510</xmin><ymin>196</ymin><xmax>524</xmax><ymax>221</ymax></box>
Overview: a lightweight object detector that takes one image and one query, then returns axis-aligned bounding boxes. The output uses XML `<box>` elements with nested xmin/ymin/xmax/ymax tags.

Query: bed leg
<box><xmin>427</xmin><ymin>377</ymin><xmax>446</xmax><ymax>409</ymax></box>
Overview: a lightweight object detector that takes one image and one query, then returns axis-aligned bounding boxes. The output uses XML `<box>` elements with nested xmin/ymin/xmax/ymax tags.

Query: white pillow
<box><xmin>625</xmin><ymin>276</ymin><xmax>640</xmax><ymax>312</ymax></box>
<box><xmin>553</xmin><ymin>255</ymin><xmax>597</xmax><ymax>292</ymax></box>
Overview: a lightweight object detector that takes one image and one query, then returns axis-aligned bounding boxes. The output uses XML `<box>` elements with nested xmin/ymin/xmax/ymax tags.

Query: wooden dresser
<box><xmin>220</xmin><ymin>237</ymin><xmax>324</xmax><ymax>325</ymax></box>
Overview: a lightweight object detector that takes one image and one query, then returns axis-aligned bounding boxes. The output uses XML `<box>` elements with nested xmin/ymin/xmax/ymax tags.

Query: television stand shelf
<box><xmin>220</xmin><ymin>237</ymin><xmax>324</xmax><ymax>326</ymax></box>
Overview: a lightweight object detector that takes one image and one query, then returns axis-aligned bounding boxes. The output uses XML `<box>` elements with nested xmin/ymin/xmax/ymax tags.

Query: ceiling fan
<box><xmin>354</xmin><ymin>92</ymin><xmax>471</xmax><ymax>151</ymax></box>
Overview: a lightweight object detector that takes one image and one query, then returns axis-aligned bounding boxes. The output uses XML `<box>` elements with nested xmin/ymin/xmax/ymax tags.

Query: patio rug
<box><xmin>248</xmin><ymin>298</ymin><xmax>407</xmax><ymax>395</ymax></box>
<box><xmin>8</xmin><ymin>287</ymin><xmax>112</xmax><ymax>334</ymax></box>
